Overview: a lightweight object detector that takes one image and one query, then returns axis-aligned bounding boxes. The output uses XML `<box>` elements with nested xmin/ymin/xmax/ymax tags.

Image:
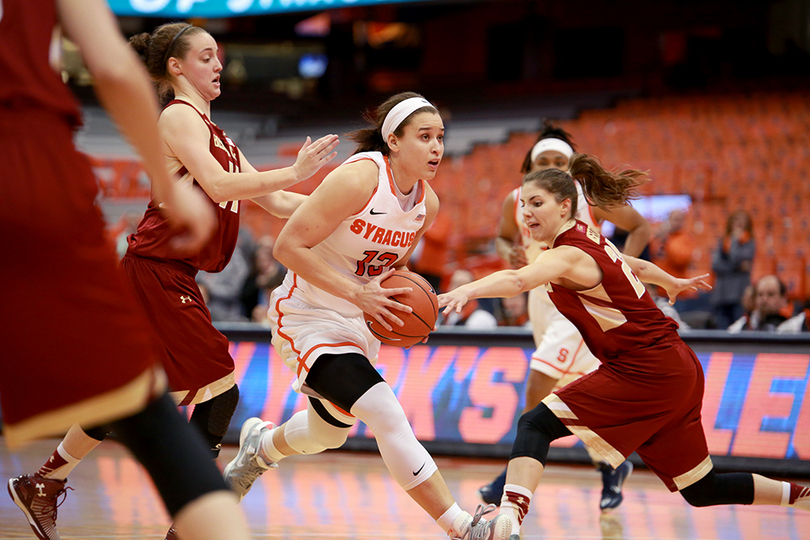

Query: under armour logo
<box><xmin>180</xmin><ymin>295</ymin><xmax>192</xmax><ymax>304</ymax></box>
<box><xmin>36</xmin><ymin>483</ymin><xmax>46</xmax><ymax>497</ymax></box>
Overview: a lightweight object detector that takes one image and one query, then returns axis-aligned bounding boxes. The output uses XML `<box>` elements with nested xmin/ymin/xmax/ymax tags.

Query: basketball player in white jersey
<box><xmin>479</xmin><ymin>123</ymin><xmax>651</xmax><ymax>512</ymax></box>
<box><xmin>223</xmin><ymin>93</ymin><xmax>512</xmax><ymax>540</ymax></box>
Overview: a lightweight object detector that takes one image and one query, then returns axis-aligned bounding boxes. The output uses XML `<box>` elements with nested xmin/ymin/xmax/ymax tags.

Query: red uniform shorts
<box><xmin>0</xmin><ymin>109</ymin><xmax>163</xmax><ymax>447</ymax></box>
<box><xmin>120</xmin><ymin>254</ymin><xmax>234</xmax><ymax>406</ymax></box>
<box><xmin>546</xmin><ymin>336</ymin><xmax>712</xmax><ymax>491</ymax></box>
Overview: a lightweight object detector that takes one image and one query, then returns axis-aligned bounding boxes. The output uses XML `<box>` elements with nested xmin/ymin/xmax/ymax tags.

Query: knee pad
<box><xmin>680</xmin><ymin>470</ymin><xmax>754</xmax><ymax>507</ymax></box>
<box><xmin>283</xmin><ymin>403</ymin><xmax>352</xmax><ymax>455</ymax></box>
<box><xmin>510</xmin><ymin>402</ymin><xmax>571</xmax><ymax>464</ymax></box>
<box><xmin>351</xmin><ymin>382</ymin><xmax>437</xmax><ymax>491</ymax></box>
<box><xmin>190</xmin><ymin>384</ymin><xmax>239</xmax><ymax>457</ymax></box>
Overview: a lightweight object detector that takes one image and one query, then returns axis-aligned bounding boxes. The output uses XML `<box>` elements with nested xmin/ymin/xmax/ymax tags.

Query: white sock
<box><xmin>437</xmin><ymin>503</ymin><xmax>464</xmax><ymax>534</ymax></box>
<box><xmin>39</xmin><ymin>443</ymin><xmax>81</xmax><ymax>480</ymax></box>
<box><xmin>780</xmin><ymin>481</ymin><xmax>792</xmax><ymax>506</ymax></box>
<box><xmin>259</xmin><ymin>427</ymin><xmax>286</xmax><ymax>464</ymax></box>
<box><xmin>446</xmin><ymin>507</ymin><xmax>472</xmax><ymax>537</ymax></box>
<box><xmin>500</xmin><ymin>483</ymin><xmax>533</xmax><ymax>535</ymax></box>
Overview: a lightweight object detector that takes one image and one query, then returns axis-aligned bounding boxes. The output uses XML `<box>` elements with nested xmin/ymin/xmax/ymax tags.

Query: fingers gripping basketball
<box><xmin>364</xmin><ymin>271</ymin><xmax>438</xmax><ymax>347</ymax></box>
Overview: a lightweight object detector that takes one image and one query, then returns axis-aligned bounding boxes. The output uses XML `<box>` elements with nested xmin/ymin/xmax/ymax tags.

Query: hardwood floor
<box><xmin>1</xmin><ymin>438</ymin><xmax>808</xmax><ymax>539</ymax></box>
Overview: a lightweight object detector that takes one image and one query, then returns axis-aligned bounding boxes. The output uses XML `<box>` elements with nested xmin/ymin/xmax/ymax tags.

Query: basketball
<box><xmin>364</xmin><ymin>270</ymin><xmax>438</xmax><ymax>348</ymax></box>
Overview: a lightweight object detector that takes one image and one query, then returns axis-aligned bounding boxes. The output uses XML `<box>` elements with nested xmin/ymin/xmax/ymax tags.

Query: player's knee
<box><xmin>679</xmin><ymin>470</ymin><xmax>754</xmax><ymax>507</ymax></box>
<box><xmin>511</xmin><ymin>403</ymin><xmax>570</xmax><ymax>464</ymax></box>
<box><xmin>316</xmin><ymin>423</ymin><xmax>350</xmax><ymax>450</ymax></box>
<box><xmin>284</xmin><ymin>407</ymin><xmax>350</xmax><ymax>455</ymax></box>
<box><xmin>680</xmin><ymin>485</ymin><xmax>714</xmax><ymax>507</ymax></box>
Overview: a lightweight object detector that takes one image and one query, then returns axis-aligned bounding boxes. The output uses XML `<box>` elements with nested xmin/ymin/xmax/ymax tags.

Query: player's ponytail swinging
<box><xmin>568</xmin><ymin>153</ymin><xmax>648</xmax><ymax>210</ymax></box>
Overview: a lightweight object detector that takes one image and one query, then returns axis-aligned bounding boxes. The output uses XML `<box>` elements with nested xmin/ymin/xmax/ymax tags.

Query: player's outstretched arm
<box><xmin>624</xmin><ymin>255</ymin><xmax>712</xmax><ymax>304</ymax></box>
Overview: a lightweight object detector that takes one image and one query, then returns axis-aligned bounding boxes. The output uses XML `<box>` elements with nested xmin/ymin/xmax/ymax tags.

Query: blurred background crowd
<box><xmin>81</xmin><ymin>0</ymin><xmax>809</xmax><ymax>332</ymax></box>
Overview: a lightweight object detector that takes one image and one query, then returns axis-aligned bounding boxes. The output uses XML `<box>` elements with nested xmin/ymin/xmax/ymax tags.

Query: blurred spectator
<box><xmin>409</xmin><ymin>211</ymin><xmax>452</xmax><ymax>293</ymax></box>
<box><xmin>778</xmin><ymin>300</ymin><xmax>810</xmax><ymax>333</ymax></box>
<box><xmin>196</xmin><ymin>229</ymin><xmax>254</xmax><ymax>322</ymax></box>
<box><xmin>495</xmin><ymin>292</ymin><xmax>531</xmax><ymax>328</ymax></box>
<box><xmin>710</xmin><ymin>210</ymin><xmax>755</xmax><ymax>329</ymax></box>
<box><xmin>727</xmin><ymin>284</ymin><xmax>758</xmax><ymax>333</ymax></box>
<box><xmin>439</xmin><ymin>269</ymin><xmax>497</xmax><ymax>328</ymax></box>
<box><xmin>729</xmin><ymin>275</ymin><xmax>792</xmax><ymax>332</ymax></box>
<box><xmin>242</xmin><ymin>235</ymin><xmax>286</xmax><ymax>324</ymax></box>
<box><xmin>651</xmin><ymin>209</ymin><xmax>695</xmax><ymax>297</ymax></box>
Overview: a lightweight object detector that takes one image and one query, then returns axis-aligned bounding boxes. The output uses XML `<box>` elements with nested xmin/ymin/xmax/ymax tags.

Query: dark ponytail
<box><xmin>568</xmin><ymin>153</ymin><xmax>648</xmax><ymax>209</ymax></box>
<box><xmin>523</xmin><ymin>153</ymin><xmax>648</xmax><ymax>218</ymax></box>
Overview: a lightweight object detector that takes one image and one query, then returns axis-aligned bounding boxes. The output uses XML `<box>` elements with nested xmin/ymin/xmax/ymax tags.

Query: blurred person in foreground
<box><xmin>0</xmin><ymin>1</ymin><xmax>253</xmax><ymax>540</ymax></box>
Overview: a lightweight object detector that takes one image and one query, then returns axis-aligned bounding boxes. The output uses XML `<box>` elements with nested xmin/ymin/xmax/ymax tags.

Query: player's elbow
<box><xmin>507</xmin><ymin>271</ymin><xmax>529</xmax><ymax>295</ymax></box>
<box><xmin>273</xmin><ymin>238</ymin><xmax>294</xmax><ymax>267</ymax></box>
<box><xmin>199</xmin><ymin>178</ymin><xmax>230</xmax><ymax>204</ymax></box>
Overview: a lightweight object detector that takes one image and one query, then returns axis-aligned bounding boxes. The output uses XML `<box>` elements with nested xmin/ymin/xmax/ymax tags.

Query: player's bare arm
<box><xmin>239</xmin><ymin>156</ymin><xmax>308</xmax><ymax>218</ymax></box>
<box><xmin>161</xmin><ymin>108</ymin><xmax>338</xmax><ymax>203</ymax></box>
<box><xmin>624</xmin><ymin>255</ymin><xmax>712</xmax><ymax>304</ymax></box>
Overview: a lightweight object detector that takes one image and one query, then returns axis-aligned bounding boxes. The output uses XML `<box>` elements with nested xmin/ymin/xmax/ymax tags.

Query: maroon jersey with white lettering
<box><xmin>127</xmin><ymin>100</ymin><xmax>241</xmax><ymax>272</ymax></box>
<box><xmin>547</xmin><ymin>220</ymin><xmax>679</xmax><ymax>364</ymax></box>
<box><xmin>0</xmin><ymin>0</ymin><xmax>81</xmax><ymax>126</ymax></box>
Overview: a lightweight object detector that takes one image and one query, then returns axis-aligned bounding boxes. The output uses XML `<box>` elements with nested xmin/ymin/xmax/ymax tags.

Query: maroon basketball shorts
<box><xmin>545</xmin><ymin>337</ymin><xmax>712</xmax><ymax>491</ymax></box>
<box><xmin>120</xmin><ymin>254</ymin><xmax>234</xmax><ymax>406</ymax></box>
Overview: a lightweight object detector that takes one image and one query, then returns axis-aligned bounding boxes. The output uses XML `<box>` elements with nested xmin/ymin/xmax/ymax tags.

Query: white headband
<box><xmin>530</xmin><ymin>138</ymin><xmax>574</xmax><ymax>162</ymax></box>
<box><xmin>381</xmin><ymin>97</ymin><xmax>435</xmax><ymax>141</ymax></box>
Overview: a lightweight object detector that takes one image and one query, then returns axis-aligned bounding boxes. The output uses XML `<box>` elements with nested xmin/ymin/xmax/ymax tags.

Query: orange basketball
<box><xmin>363</xmin><ymin>270</ymin><xmax>438</xmax><ymax>348</ymax></box>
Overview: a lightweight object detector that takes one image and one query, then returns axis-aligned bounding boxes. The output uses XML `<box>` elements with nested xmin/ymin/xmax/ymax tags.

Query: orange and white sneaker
<box><xmin>8</xmin><ymin>474</ymin><xmax>71</xmax><ymax>540</ymax></box>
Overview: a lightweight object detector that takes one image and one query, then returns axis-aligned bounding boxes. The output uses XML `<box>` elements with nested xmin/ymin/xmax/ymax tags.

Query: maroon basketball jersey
<box><xmin>127</xmin><ymin>100</ymin><xmax>241</xmax><ymax>272</ymax></box>
<box><xmin>0</xmin><ymin>0</ymin><xmax>81</xmax><ymax>126</ymax></box>
<box><xmin>547</xmin><ymin>220</ymin><xmax>679</xmax><ymax>364</ymax></box>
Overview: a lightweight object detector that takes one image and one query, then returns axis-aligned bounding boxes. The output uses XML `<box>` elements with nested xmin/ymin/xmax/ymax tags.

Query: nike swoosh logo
<box><xmin>413</xmin><ymin>462</ymin><xmax>426</xmax><ymax>476</ymax></box>
<box><xmin>369</xmin><ymin>208</ymin><xmax>386</xmax><ymax>215</ymax></box>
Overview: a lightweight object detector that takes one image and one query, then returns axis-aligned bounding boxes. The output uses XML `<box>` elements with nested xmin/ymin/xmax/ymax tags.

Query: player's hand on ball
<box><xmin>355</xmin><ymin>269</ymin><xmax>412</xmax><ymax>332</ymax></box>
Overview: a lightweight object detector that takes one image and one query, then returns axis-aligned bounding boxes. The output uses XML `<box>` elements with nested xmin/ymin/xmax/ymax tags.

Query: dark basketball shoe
<box><xmin>165</xmin><ymin>525</ymin><xmax>178</xmax><ymax>539</ymax></box>
<box><xmin>8</xmin><ymin>474</ymin><xmax>71</xmax><ymax>540</ymax></box>
<box><xmin>478</xmin><ymin>470</ymin><xmax>507</xmax><ymax>505</ymax></box>
<box><xmin>599</xmin><ymin>461</ymin><xmax>633</xmax><ymax>513</ymax></box>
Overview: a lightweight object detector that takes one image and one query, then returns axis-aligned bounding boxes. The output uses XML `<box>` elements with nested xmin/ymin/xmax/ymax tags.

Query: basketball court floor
<box><xmin>1</xmin><ymin>437</ymin><xmax>808</xmax><ymax>540</ymax></box>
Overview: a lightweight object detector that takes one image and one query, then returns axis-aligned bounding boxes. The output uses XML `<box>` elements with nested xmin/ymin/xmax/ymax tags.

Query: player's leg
<box><xmin>223</xmin><ymin>397</ymin><xmax>351</xmax><ymax>500</ymax></box>
<box><xmin>497</xmin><ymin>401</ymin><xmax>573</xmax><ymax>539</ymax></box>
<box><xmin>189</xmin><ymin>384</ymin><xmax>240</xmax><ymax>458</ymax></box>
<box><xmin>234</xmin><ymin>352</ymin><xmax>511</xmax><ymax>539</ymax></box>
<box><xmin>8</xmin><ymin>425</ymin><xmax>106</xmax><ymax>540</ymax></box>
<box><xmin>109</xmin><ymin>392</ymin><xmax>250</xmax><ymax>540</ymax></box>
<box><xmin>479</xmin><ymin>370</ymin><xmax>558</xmax><ymax>505</ymax></box>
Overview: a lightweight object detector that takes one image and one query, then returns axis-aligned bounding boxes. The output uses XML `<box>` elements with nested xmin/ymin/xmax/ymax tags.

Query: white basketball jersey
<box><xmin>514</xmin><ymin>180</ymin><xmax>599</xmax><ymax>306</ymax></box>
<box><xmin>284</xmin><ymin>151</ymin><xmax>427</xmax><ymax>317</ymax></box>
